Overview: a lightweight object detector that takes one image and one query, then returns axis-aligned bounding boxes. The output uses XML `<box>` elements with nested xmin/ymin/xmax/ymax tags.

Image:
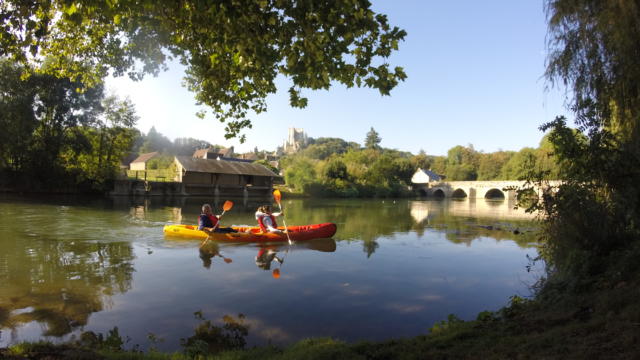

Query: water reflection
<box><xmin>199</xmin><ymin>241</ymin><xmax>234</xmax><ymax>269</ymax></box>
<box><xmin>0</xmin><ymin>239</ymin><xmax>134</xmax><ymax>339</ymax></box>
<box><xmin>199</xmin><ymin>238</ymin><xmax>337</xmax><ymax>273</ymax></box>
<box><xmin>0</xmin><ymin>195</ymin><xmax>540</xmax><ymax>350</ymax></box>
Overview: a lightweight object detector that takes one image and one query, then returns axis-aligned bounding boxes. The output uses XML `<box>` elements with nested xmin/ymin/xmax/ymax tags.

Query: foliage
<box><xmin>283</xmin><ymin>157</ymin><xmax>318</xmax><ymax>192</ymax></box>
<box><xmin>0</xmin><ymin>59</ymin><xmax>141</xmax><ymax>190</ymax></box>
<box><xmin>534</xmin><ymin>0</ymin><xmax>640</xmax><ymax>278</ymax></box>
<box><xmin>364</xmin><ymin>127</ymin><xmax>382</xmax><ymax>149</ymax></box>
<box><xmin>62</xmin><ymin>95</ymin><xmax>140</xmax><ymax>186</ymax></box>
<box><xmin>301</xmin><ymin>137</ymin><xmax>359</xmax><ymax>160</ymax></box>
<box><xmin>477</xmin><ymin>151</ymin><xmax>514</xmax><ymax>180</ymax></box>
<box><xmin>180</xmin><ymin>312</ymin><xmax>248</xmax><ymax>358</ymax></box>
<box><xmin>1</xmin><ymin>0</ymin><xmax>406</xmax><ymax>141</ymax></box>
<box><xmin>140</xmin><ymin>127</ymin><xmax>173</xmax><ymax>154</ymax></box>
<box><xmin>173</xmin><ymin>137</ymin><xmax>213</xmax><ymax>156</ymax></box>
<box><xmin>411</xmin><ymin>149</ymin><xmax>433</xmax><ymax>171</ymax></box>
<box><xmin>253</xmin><ymin>159</ymin><xmax>279</xmax><ymax>174</ymax></box>
<box><xmin>500</xmin><ymin>147</ymin><xmax>537</xmax><ymax>180</ymax></box>
<box><xmin>279</xmin><ymin>126</ymin><xmax>561</xmax><ymax>197</ymax></box>
<box><xmin>324</xmin><ymin>158</ymin><xmax>348</xmax><ymax>180</ymax></box>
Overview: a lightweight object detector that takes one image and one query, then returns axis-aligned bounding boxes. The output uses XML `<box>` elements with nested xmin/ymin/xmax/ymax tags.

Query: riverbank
<box><xmin>3</xmin><ymin>246</ymin><xmax>638</xmax><ymax>359</ymax></box>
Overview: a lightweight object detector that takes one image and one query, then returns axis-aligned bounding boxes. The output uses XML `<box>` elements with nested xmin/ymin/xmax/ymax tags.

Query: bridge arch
<box><xmin>484</xmin><ymin>188</ymin><xmax>505</xmax><ymax>199</ymax></box>
<box><xmin>451</xmin><ymin>188</ymin><xmax>467</xmax><ymax>198</ymax></box>
<box><xmin>432</xmin><ymin>189</ymin><xmax>445</xmax><ymax>198</ymax></box>
<box><xmin>417</xmin><ymin>188</ymin><xmax>428</xmax><ymax>197</ymax></box>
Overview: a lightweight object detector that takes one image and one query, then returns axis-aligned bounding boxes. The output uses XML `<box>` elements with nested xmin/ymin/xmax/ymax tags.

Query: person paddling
<box><xmin>199</xmin><ymin>204</ymin><xmax>237</xmax><ymax>233</ymax></box>
<box><xmin>255</xmin><ymin>205</ymin><xmax>285</xmax><ymax>233</ymax></box>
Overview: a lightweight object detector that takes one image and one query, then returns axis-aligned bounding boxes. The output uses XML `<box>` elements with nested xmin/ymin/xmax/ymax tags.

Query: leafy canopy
<box><xmin>0</xmin><ymin>0</ymin><xmax>407</xmax><ymax>141</ymax></box>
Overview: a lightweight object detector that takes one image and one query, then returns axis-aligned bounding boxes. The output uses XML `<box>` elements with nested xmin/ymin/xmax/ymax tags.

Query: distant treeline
<box><xmin>280</xmin><ymin>128</ymin><xmax>561</xmax><ymax>197</ymax></box>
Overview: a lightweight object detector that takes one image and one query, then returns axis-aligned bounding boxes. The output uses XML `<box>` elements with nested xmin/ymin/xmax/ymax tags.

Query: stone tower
<box><xmin>283</xmin><ymin>128</ymin><xmax>308</xmax><ymax>154</ymax></box>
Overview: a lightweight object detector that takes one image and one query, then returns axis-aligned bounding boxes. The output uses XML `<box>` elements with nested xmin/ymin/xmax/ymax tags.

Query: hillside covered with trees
<box><xmin>280</xmin><ymin>127</ymin><xmax>562</xmax><ymax>197</ymax></box>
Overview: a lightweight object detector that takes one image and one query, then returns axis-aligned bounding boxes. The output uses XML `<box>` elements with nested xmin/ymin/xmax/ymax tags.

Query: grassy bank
<box><xmin>3</xmin><ymin>247</ymin><xmax>639</xmax><ymax>359</ymax></box>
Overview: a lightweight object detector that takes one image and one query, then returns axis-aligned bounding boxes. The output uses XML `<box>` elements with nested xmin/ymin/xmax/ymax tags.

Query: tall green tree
<box><xmin>0</xmin><ymin>59</ymin><xmax>103</xmax><ymax>178</ymax></box>
<box><xmin>140</xmin><ymin>127</ymin><xmax>173</xmax><ymax>154</ymax></box>
<box><xmin>500</xmin><ymin>148</ymin><xmax>537</xmax><ymax>180</ymax></box>
<box><xmin>540</xmin><ymin>0</ymin><xmax>640</xmax><ymax>276</ymax></box>
<box><xmin>365</xmin><ymin>127</ymin><xmax>382</xmax><ymax>150</ymax></box>
<box><xmin>63</xmin><ymin>95</ymin><xmax>140</xmax><ymax>185</ymax></box>
<box><xmin>1</xmin><ymin>1</ymin><xmax>406</xmax><ymax>141</ymax></box>
<box><xmin>477</xmin><ymin>151</ymin><xmax>514</xmax><ymax>180</ymax></box>
<box><xmin>445</xmin><ymin>145</ymin><xmax>479</xmax><ymax>180</ymax></box>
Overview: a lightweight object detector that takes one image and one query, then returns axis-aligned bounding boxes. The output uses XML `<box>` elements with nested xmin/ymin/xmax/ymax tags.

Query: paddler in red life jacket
<box><xmin>198</xmin><ymin>204</ymin><xmax>237</xmax><ymax>233</ymax></box>
<box><xmin>255</xmin><ymin>205</ymin><xmax>285</xmax><ymax>233</ymax></box>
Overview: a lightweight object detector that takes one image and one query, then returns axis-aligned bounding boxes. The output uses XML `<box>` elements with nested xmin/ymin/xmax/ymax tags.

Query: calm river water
<box><xmin>0</xmin><ymin>195</ymin><xmax>543</xmax><ymax>351</ymax></box>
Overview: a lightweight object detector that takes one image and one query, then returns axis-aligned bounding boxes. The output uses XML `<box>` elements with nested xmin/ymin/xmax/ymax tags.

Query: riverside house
<box><xmin>173</xmin><ymin>156</ymin><xmax>282</xmax><ymax>197</ymax></box>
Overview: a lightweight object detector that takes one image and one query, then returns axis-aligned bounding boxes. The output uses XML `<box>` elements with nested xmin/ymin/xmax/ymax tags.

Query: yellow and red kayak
<box><xmin>163</xmin><ymin>223</ymin><xmax>337</xmax><ymax>243</ymax></box>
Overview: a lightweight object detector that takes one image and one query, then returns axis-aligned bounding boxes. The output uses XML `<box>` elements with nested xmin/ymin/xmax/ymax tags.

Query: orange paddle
<box><xmin>203</xmin><ymin>200</ymin><xmax>234</xmax><ymax>244</ymax></box>
<box><xmin>273</xmin><ymin>190</ymin><xmax>292</xmax><ymax>244</ymax></box>
<box><xmin>212</xmin><ymin>200</ymin><xmax>234</xmax><ymax>231</ymax></box>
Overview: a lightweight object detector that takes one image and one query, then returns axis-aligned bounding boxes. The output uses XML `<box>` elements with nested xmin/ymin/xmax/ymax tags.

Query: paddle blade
<box><xmin>223</xmin><ymin>200</ymin><xmax>234</xmax><ymax>211</ymax></box>
<box><xmin>273</xmin><ymin>189</ymin><xmax>282</xmax><ymax>203</ymax></box>
<box><xmin>224</xmin><ymin>258</ymin><xmax>232</xmax><ymax>264</ymax></box>
<box><xmin>272</xmin><ymin>268</ymin><xmax>281</xmax><ymax>279</ymax></box>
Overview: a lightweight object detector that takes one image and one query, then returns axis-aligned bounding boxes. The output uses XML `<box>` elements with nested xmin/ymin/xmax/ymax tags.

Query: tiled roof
<box><xmin>421</xmin><ymin>169</ymin><xmax>442</xmax><ymax>181</ymax></box>
<box><xmin>175</xmin><ymin>156</ymin><xmax>281</xmax><ymax>178</ymax></box>
<box><xmin>131</xmin><ymin>152</ymin><xmax>159</xmax><ymax>163</ymax></box>
<box><xmin>192</xmin><ymin>148</ymin><xmax>212</xmax><ymax>158</ymax></box>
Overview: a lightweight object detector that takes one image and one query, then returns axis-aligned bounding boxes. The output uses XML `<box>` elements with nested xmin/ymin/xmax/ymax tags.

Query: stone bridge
<box><xmin>413</xmin><ymin>180</ymin><xmax>562</xmax><ymax>199</ymax></box>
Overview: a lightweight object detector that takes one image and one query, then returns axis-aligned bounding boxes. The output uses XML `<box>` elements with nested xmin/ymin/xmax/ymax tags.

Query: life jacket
<box><xmin>199</xmin><ymin>214</ymin><xmax>219</xmax><ymax>229</ymax></box>
<box><xmin>257</xmin><ymin>214</ymin><xmax>278</xmax><ymax>232</ymax></box>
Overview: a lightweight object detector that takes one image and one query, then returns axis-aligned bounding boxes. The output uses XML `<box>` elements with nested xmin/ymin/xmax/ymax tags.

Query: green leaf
<box><xmin>65</xmin><ymin>3</ymin><xmax>78</xmax><ymax>15</ymax></box>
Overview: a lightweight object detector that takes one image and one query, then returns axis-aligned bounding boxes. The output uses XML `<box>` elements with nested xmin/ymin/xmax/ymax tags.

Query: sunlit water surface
<box><xmin>0</xmin><ymin>195</ymin><xmax>543</xmax><ymax>351</ymax></box>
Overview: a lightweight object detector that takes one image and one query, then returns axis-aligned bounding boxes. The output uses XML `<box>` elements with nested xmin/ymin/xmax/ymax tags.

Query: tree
<box><xmin>173</xmin><ymin>137</ymin><xmax>213</xmax><ymax>156</ymax></box>
<box><xmin>541</xmin><ymin>0</ymin><xmax>640</xmax><ymax>275</ymax></box>
<box><xmin>302</xmin><ymin>137</ymin><xmax>358</xmax><ymax>160</ymax></box>
<box><xmin>140</xmin><ymin>127</ymin><xmax>172</xmax><ymax>154</ymax></box>
<box><xmin>445</xmin><ymin>145</ymin><xmax>479</xmax><ymax>180</ymax></box>
<box><xmin>253</xmin><ymin>159</ymin><xmax>278</xmax><ymax>174</ymax></box>
<box><xmin>477</xmin><ymin>151</ymin><xmax>514</xmax><ymax>180</ymax></box>
<box><xmin>324</xmin><ymin>159</ymin><xmax>348</xmax><ymax>180</ymax></box>
<box><xmin>365</xmin><ymin>127</ymin><xmax>381</xmax><ymax>150</ymax></box>
<box><xmin>1</xmin><ymin>1</ymin><xmax>406</xmax><ymax>141</ymax></box>
<box><xmin>500</xmin><ymin>148</ymin><xmax>537</xmax><ymax>180</ymax></box>
<box><xmin>284</xmin><ymin>158</ymin><xmax>317</xmax><ymax>192</ymax></box>
<box><xmin>0</xmin><ymin>59</ymin><xmax>103</xmax><ymax>177</ymax></box>
<box><xmin>411</xmin><ymin>149</ymin><xmax>432</xmax><ymax>171</ymax></box>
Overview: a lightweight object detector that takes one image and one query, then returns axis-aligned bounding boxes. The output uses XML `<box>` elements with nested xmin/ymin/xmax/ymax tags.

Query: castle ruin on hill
<box><xmin>281</xmin><ymin>128</ymin><xmax>308</xmax><ymax>154</ymax></box>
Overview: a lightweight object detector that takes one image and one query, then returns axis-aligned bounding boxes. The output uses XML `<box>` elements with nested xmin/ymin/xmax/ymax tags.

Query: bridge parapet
<box><xmin>414</xmin><ymin>180</ymin><xmax>563</xmax><ymax>199</ymax></box>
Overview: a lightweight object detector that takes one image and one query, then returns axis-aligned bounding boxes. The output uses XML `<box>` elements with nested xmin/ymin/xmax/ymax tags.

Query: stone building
<box><xmin>282</xmin><ymin>128</ymin><xmax>308</xmax><ymax>154</ymax></box>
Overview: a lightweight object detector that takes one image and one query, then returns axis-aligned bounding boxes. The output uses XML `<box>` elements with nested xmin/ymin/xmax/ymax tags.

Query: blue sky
<box><xmin>106</xmin><ymin>1</ymin><xmax>570</xmax><ymax>156</ymax></box>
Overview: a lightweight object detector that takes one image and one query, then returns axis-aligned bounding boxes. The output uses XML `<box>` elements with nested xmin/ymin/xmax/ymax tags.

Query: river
<box><xmin>0</xmin><ymin>195</ymin><xmax>543</xmax><ymax>351</ymax></box>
